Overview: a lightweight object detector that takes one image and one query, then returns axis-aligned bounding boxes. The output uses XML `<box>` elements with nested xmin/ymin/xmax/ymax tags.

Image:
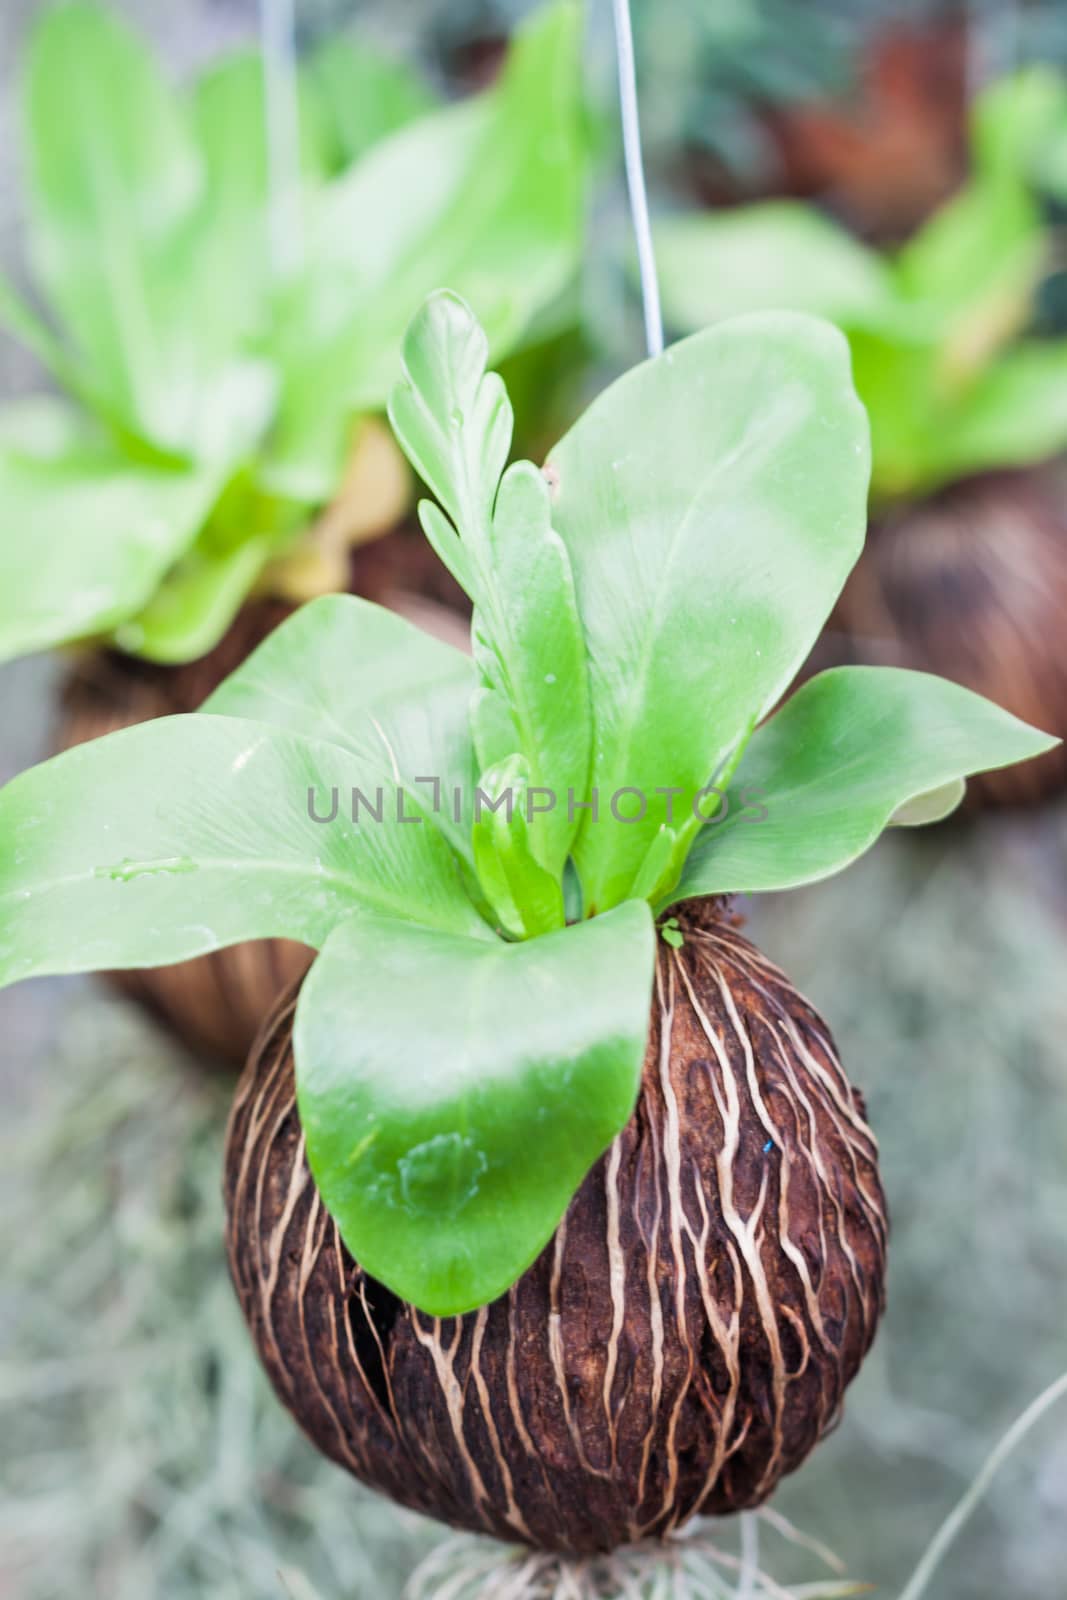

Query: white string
<box><xmin>260</xmin><ymin>0</ymin><xmax>302</xmax><ymax>278</ymax></box>
<box><xmin>609</xmin><ymin>0</ymin><xmax>664</xmax><ymax>358</ymax></box>
<box><xmin>897</xmin><ymin>1370</ymin><xmax>1067</xmax><ymax>1600</ymax></box>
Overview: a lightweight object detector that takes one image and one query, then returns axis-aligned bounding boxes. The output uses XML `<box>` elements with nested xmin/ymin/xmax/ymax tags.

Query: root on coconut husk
<box><xmin>224</xmin><ymin>902</ymin><xmax>887</xmax><ymax>1556</ymax></box>
<box><xmin>56</xmin><ymin>526</ymin><xmax>472</xmax><ymax>1066</ymax></box>
<box><xmin>828</xmin><ymin>470</ymin><xmax>1067</xmax><ymax>809</ymax></box>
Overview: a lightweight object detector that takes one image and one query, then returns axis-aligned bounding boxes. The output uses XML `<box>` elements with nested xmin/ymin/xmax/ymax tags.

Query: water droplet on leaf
<box><xmin>398</xmin><ymin>1132</ymin><xmax>488</xmax><ymax>1220</ymax></box>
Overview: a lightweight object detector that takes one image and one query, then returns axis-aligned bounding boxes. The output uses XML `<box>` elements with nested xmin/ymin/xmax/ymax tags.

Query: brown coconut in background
<box><xmin>225</xmin><ymin>901</ymin><xmax>888</xmax><ymax>1554</ymax></box>
<box><xmin>828</xmin><ymin>469</ymin><xmax>1067</xmax><ymax>809</ymax></box>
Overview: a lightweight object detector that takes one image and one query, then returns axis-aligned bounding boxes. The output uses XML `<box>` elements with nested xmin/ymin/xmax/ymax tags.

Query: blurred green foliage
<box><xmin>658</xmin><ymin>67</ymin><xmax>1067</xmax><ymax>503</ymax></box>
<box><xmin>0</xmin><ymin>0</ymin><xmax>588</xmax><ymax>666</ymax></box>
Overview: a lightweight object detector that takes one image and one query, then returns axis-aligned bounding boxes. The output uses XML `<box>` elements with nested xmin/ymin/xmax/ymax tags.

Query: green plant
<box><xmin>0</xmin><ymin>290</ymin><xmax>1053</xmax><ymax>1317</ymax></box>
<box><xmin>0</xmin><ymin>0</ymin><xmax>587</xmax><ymax>666</ymax></box>
<box><xmin>654</xmin><ymin>68</ymin><xmax>1067</xmax><ymax>504</ymax></box>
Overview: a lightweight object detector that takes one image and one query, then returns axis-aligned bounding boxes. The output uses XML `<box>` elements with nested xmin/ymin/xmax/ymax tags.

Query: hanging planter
<box><xmin>655</xmin><ymin>67</ymin><xmax>1067</xmax><ymax>808</ymax></box>
<box><xmin>226</xmin><ymin>903</ymin><xmax>886</xmax><ymax>1553</ymax></box>
<box><xmin>0</xmin><ymin>0</ymin><xmax>588</xmax><ymax>1061</ymax></box>
<box><xmin>0</xmin><ymin>292</ymin><xmax>1053</xmax><ymax>1551</ymax></box>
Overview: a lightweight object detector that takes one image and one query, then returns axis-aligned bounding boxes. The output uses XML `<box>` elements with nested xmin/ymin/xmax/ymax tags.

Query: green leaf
<box><xmin>0</xmin><ymin>271</ymin><xmax>89</xmax><ymax>398</ymax></box>
<box><xmin>849</xmin><ymin>334</ymin><xmax>1067</xmax><ymax>501</ymax></box>
<box><xmin>389</xmin><ymin>292</ymin><xmax>511</xmax><ymax>539</ymax></box>
<box><xmin>546</xmin><ymin>312</ymin><xmax>870</xmax><ymax>914</ymax></box>
<box><xmin>266</xmin><ymin>0</ymin><xmax>587</xmax><ymax>498</ymax></box>
<box><xmin>669</xmin><ymin>667</ymin><xmax>1059</xmax><ymax>904</ymax></box>
<box><xmin>0</xmin><ymin>713</ymin><xmax>486</xmax><ymax>989</ymax></box>
<box><xmin>893</xmin><ymin>179</ymin><xmax>1045</xmax><ymax>373</ymax></box>
<box><xmin>471</xmin><ymin>755</ymin><xmax>566</xmax><ymax>938</ymax></box>
<box><xmin>655</xmin><ymin>186</ymin><xmax>1053</xmax><ymax>500</ymax></box>
<box><xmin>846</xmin><ymin>329</ymin><xmax>943</xmax><ymax>502</ymax></box>
<box><xmin>203</xmin><ymin>594</ymin><xmax>479</xmax><ymax>863</ymax></box>
<box><xmin>193</xmin><ymin>49</ymin><xmax>328</xmax><ymax>220</ymax></box>
<box><xmin>0</xmin><ymin>395</ymin><xmax>84</xmax><ymax>458</ymax></box>
<box><xmin>0</xmin><ymin>446</ymin><xmax>222</xmax><ymax>663</ymax></box>
<box><xmin>20</xmin><ymin>7</ymin><xmax>280</xmax><ymax>465</ymax></box>
<box><xmin>389</xmin><ymin>292</ymin><xmax>591</xmax><ymax>881</ymax></box>
<box><xmin>112</xmin><ymin>535</ymin><xmax>275</xmax><ymax>664</ymax></box>
<box><xmin>187</xmin><ymin>49</ymin><xmax>329</xmax><ymax>346</ymax></box>
<box><xmin>293</xmin><ymin>898</ymin><xmax>655</xmax><ymax>1314</ymax></box>
<box><xmin>930</xmin><ymin>342</ymin><xmax>1067</xmax><ymax>482</ymax></box>
<box><xmin>655</xmin><ymin>202</ymin><xmax>895</xmax><ymax>333</ymax></box>
<box><xmin>971</xmin><ymin>67</ymin><xmax>1067</xmax><ymax>188</ymax></box>
<box><xmin>304</xmin><ymin>37</ymin><xmax>435</xmax><ymax>171</ymax></box>
<box><xmin>22</xmin><ymin>2</ymin><xmax>203</xmax><ymax>447</ymax></box>
<box><xmin>890</xmin><ymin>779</ymin><xmax>966</xmax><ymax>828</ymax></box>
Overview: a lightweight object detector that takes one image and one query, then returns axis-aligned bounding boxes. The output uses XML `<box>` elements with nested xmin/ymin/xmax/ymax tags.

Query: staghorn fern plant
<box><xmin>0</xmin><ymin>292</ymin><xmax>1055</xmax><ymax>1551</ymax></box>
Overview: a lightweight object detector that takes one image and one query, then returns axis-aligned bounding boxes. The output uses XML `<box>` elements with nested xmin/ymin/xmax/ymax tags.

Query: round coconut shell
<box><xmin>224</xmin><ymin>902</ymin><xmax>887</xmax><ymax>1554</ymax></box>
<box><xmin>831</xmin><ymin>470</ymin><xmax>1067</xmax><ymax>809</ymax></box>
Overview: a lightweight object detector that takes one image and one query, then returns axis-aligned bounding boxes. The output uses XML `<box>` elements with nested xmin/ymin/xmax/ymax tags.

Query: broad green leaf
<box><xmin>669</xmin><ymin>668</ymin><xmax>1059</xmax><ymax>904</ymax></box>
<box><xmin>546</xmin><ymin>313</ymin><xmax>870</xmax><ymax>914</ymax></box>
<box><xmin>971</xmin><ymin>67</ymin><xmax>1067</xmax><ymax>188</ymax></box>
<box><xmin>193</xmin><ymin>49</ymin><xmax>328</xmax><ymax>223</ymax></box>
<box><xmin>294</xmin><ymin>898</ymin><xmax>655</xmax><ymax>1314</ymax></box>
<box><xmin>266</xmin><ymin>0</ymin><xmax>587</xmax><ymax>498</ymax></box>
<box><xmin>389</xmin><ymin>292</ymin><xmax>590</xmax><ymax>880</ymax></box>
<box><xmin>850</xmin><ymin>335</ymin><xmax>1067</xmax><ymax>501</ymax></box>
<box><xmin>0</xmin><ymin>447</ymin><xmax>222</xmax><ymax>663</ymax></box>
<box><xmin>22</xmin><ymin>2</ymin><xmax>203</xmax><ymax>446</ymax></box>
<box><xmin>105</xmin><ymin>462</ymin><xmax>302</xmax><ymax>664</ymax></box>
<box><xmin>0</xmin><ymin>396</ymin><xmax>83</xmax><ymax>459</ymax></box>
<box><xmin>0</xmin><ymin>713</ymin><xmax>486</xmax><ymax>989</ymax></box>
<box><xmin>113</xmin><ymin>535</ymin><xmax>275</xmax><ymax>663</ymax></box>
<box><xmin>930</xmin><ymin>342</ymin><xmax>1067</xmax><ymax>483</ymax></box>
<box><xmin>846</xmin><ymin>329</ymin><xmax>944</xmax><ymax>502</ymax></box>
<box><xmin>187</xmin><ymin>50</ymin><xmax>329</xmax><ymax>350</ymax></box>
<box><xmin>203</xmin><ymin>594</ymin><xmax>479</xmax><ymax>862</ymax></box>
<box><xmin>656</xmin><ymin>203</ymin><xmax>895</xmax><ymax>333</ymax></box>
<box><xmin>21</xmin><ymin>7</ymin><xmax>278</xmax><ymax>464</ymax></box>
<box><xmin>471</xmin><ymin>755</ymin><xmax>566</xmax><ymax>938</ymax></box>
<box><xmin>0</xmin><ymin>274</ymin><xmax>151</xmax><ymax>445</ymax></box>
<box><xmin>304</xmin><ymin>37</ymin><xmax>435</xmax><ymax>171</ymax></box>
<box><xmin>0</xmin><ymin>271</ymin><xmax>90</xmax><ymax>398</ymax></box>
<box><xmin>893</xmin><ymin>180</ymin><xmax>1045</xmax><ymax>383</ymax></box>
<box><xmin>890</xmin><ymin>779</ymin><xmax>966</xmax><ymax>827</ymax></box>
<box><xmin>656</xmin><ymin>186</ymin><xmax>1053</xmax><ymax>502</ymax></box>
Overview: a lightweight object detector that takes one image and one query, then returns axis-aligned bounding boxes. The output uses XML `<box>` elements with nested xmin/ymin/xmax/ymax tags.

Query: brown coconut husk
<box><xmin>57</xmin><ymin>525</ymin><xmax>471</xmax><ymax>1066</ymax></box>
<box><xmin>826</xmin><ymin>469</ymin><xmax>1067</xmax><ymax>810</ymax></box>
<box><xmin>224</xmin><ymin>902</ymin><xmax>887</xmax><ymax>1555</ymax></box>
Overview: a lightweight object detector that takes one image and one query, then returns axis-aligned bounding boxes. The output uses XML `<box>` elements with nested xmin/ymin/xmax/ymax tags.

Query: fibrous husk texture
<box><xmin>224</xmin><ymin>903</ymin><xmax>888</xmax><ymax>1555</ymax></box>
<box><xmin>834</xmin><ymin>468</ymin><xmax>1067</xmax><ymax>808</ymax></box>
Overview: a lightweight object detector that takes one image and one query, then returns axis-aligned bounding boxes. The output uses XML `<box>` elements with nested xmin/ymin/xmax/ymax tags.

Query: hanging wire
<box><xmin>260</xmin><ymin>0</ymin><xmax>303</xmax><ymax>278</ymax></box>
<box><xmin>609</xmin><ymin>0</ymin><xmax>664</xmax><ymax>359</ymax></box>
